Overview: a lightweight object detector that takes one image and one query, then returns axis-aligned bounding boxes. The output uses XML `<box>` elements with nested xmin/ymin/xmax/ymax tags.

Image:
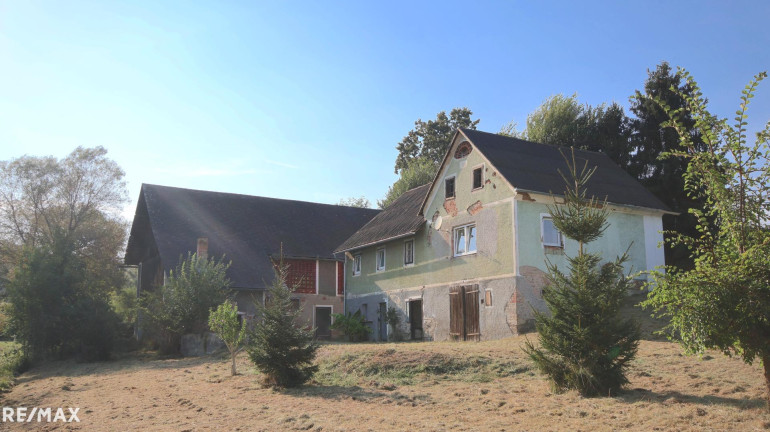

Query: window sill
<box><xmin>453</xmin><ymin>251</ymin><xmax>478</xmax><ymax>258</ymax></box>
<box><xmin>471</xmin><ymin>187</ymin><xmax>484</xmax><ymax>192</ymax></box>
<box><xmin>543</xmin><ymin>245</ymin><xmax>564</xmax><ymax>255</ymax></box>
<box><xmin>375</xmin><ymin>268</ymin><xmax>385</xmax><ymax>273</ymax></box>
<box><xmin>403</xmin><ymin>263</ymin><xmax>415</xmax><ymax>268</ymax></box>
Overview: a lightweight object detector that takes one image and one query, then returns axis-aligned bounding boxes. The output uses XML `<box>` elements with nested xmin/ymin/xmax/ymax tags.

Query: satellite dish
<box><xmin>434</xmin><ymin>216</ymin><xmax>443</xmax><ymax>230</ymax></box>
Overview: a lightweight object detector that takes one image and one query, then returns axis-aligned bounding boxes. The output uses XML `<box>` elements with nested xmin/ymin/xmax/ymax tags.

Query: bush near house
<box><xmin>330</xmin><ymin>311</ymin><xmax>371</xmax><ymax>342</ymax></box>
<box><xmin>140</xmin><ymin>252</ymin><xmax>231</xmax><ymax>354</ymax></box>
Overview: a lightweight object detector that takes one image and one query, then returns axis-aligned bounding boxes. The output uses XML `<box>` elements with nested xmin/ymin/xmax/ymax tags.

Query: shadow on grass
<box><xmin>618</xmin><ymin>387</ymin><xmax>766</xmax><ymax>410</ymax></box>
<box><xmin>10</xmin><ymin>351</ymin><xmax>229</xmax><ymax>385</ymax></box>
<box><xmin>622</xmin><ymin>291</ymin><xmax>669</xmax><ymax>342</ymax></box>
<box><xmin>279</xmin><ymin>384</ymin><xmax>433</xmax><ymax>406</ymax></box>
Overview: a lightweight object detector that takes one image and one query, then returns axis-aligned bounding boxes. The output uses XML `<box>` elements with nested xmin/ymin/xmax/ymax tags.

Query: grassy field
<box><xmin>1</xmin><ymin>299</ymin><xmax>769</xmax><ymax>431</ymax></box>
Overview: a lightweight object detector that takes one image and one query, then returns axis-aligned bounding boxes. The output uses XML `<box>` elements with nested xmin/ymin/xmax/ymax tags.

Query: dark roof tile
<box><xmin>459</xmin><ymin>129</ymin><xmax>671</xmax><ymax>212</ymax></box>
<box><xmin>335</xmin><ymin>184</ymin><xmax>430</xmax><ymax>252</ymax></box>
<box><xmin>125</xmin><ymin>184</ymin><xmax>379</xmax><ymax>289</ymax></box>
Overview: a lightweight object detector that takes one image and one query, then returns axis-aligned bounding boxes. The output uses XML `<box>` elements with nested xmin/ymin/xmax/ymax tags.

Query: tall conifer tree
<box><xmin>524</xmin><ymin>149</ymin><xmax>640</xmax><ymax>396</ymax></box>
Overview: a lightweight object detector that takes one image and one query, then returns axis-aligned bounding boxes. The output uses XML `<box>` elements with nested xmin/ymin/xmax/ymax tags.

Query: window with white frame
<box><xmin>404</xmin><ymin>239</ymin><xmax>415</xmax><ymax>266</ymax></box>
<box><xmin>352</xmin><ymin>254</ymin><xmax>362</xmax><ymax>276</ymax></box>
<box><xmin>541</xmin><ymin>215</ymin><xmax>563</xmax><ymax>247</ymax></box>
<box><xmin>376</xmin><ymin>247</ymin><xmax>386</xmax><ymax>272</ymax></box>
<box><xmin>453</xmin><ymin>224</ymin><xmax>477</xmax><ymax>256</ymax></box>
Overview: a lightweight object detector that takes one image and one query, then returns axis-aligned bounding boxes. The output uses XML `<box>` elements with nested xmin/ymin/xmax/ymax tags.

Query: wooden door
<box><xmin>464</xmin><ymin>285</ymin><xmax>480</xmax><ymax>341</ymax></box>
<box><xmin>449</xmin><ymin>285</ymin><xmax>480</xmax><ymax>341</ymax></box>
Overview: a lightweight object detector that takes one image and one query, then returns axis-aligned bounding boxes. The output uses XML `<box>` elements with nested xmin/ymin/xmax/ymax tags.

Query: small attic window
<box><xmin>454</xmin><ymin>142</ymin><xmax>472</xmax><ymax>159</ymax></box>
<box><xmin>445</xmin><ymin>177</ymin><xmax>456</xmax><ymax>199</ymax></box>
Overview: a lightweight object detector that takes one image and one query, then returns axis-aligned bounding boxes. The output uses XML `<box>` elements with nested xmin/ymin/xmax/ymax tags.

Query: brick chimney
<box><xmin>197</xmin><ymin>237</ymin><xmax>208</xmax><ymax>260</ymax></box>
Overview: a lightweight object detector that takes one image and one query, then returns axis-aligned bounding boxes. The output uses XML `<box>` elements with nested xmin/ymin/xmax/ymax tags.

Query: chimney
<box><xmin>197</xmin><ymin>237</ymin><xmax>208</xmax><ymax>260</ymax></box>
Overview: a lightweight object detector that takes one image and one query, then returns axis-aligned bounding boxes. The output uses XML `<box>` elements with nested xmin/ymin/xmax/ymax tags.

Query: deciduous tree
<box><xmin>394</xmin><ymin>108</ymin><xmax>479</xmax><ymax>173</ymax></box>
<box><xmin>208</xmin><ymin>301</ymin><xmax>246</xmax><ymax>376</ymax></box>
<box><xmin>643</xmin><ymin>69</ymin><xmax>770</xmax><ymax>410</ymax></box>
<box><xmin>378</xmin><ymin>157</ymin><xmax>436</xmax><ymax>209</ymax></box>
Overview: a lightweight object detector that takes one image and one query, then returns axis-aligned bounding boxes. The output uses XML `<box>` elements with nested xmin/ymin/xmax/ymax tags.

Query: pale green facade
<box><xmin>344</xmin><ymin>132</ymin><xmax>666</xmax><ymax>342</ymax></box>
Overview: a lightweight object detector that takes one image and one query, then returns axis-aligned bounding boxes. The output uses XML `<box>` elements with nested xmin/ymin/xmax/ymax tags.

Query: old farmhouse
<box><xmin>124</xmin><ymin>184</ymin><xmax>379</xmax><ymax>339</ymax></box>
<box><xmin>125</xmin><ymin>128</ymin><xmax>671</xmax><ymax>344</ymax></box>
<box><xmin>335</xmin><ymin>129</ymin><xmax>672</xmax><ymax>342</ymax></box>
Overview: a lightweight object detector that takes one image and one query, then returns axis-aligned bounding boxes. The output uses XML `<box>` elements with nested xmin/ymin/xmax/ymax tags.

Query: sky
<box><xmin>1</xmin><ymin>1</ymin><xmax>769</xmax><ymax>220</ymax></box>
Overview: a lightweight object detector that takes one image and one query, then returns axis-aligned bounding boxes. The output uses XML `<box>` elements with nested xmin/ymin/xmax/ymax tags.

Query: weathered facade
<box><xmin>337</xmin><ymin>129</ymin><xmax>670</xmax><ymax>342</ymax></box>
<box><xmin>125</xmin><ymin>184</ymin><xmax>379</xmax><ymax>340</ymax></box>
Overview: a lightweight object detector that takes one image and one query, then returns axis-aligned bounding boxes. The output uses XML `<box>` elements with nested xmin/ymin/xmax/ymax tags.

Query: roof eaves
<box><xmin>335</xmin><ymin>229</ymin><xmax>422</xmax><ymax>254</ymax></box>
<box><xmin>515</xmin><ymin>188</ymin><xmax>677</xmax><ymax>215</ymax></box>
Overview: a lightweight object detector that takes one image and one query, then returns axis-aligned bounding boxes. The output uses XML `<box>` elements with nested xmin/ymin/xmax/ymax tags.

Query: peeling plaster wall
<box><xmin>344</xmin><ymin>134</ymin><xmax>667</xmax><ymax>341</ymax></box>
<box><xmin>345</xmin><ymin>136</ymin><xmax>524</xmax><ymax>340</ymax></box>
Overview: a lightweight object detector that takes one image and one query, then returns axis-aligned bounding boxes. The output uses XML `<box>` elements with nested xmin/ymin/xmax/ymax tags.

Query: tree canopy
<box><xmin>628</xmin><ymin>62</ymin><xmax>708</xmax><ymax>269</ymax></box>
<box><xmin>378</xmin><ymin>157</ymin><xmax>436</xmax><ymax>209</ymax></box>
<box><xmin>502</xmin><ymin>94</ymin><xmax>633</xmax><ymax>170</ymax></box>
<box><xmin>0</xmin><ymin>146</ymin><xmax>128</xmax><ymax>293</ymax></box>
<box><xmin>1</xmin><ymin>147</ymin><xmax>128</xmax><ymax>360</ymax></box>
<box><xmin>642</xmin><ymin>69</ymin><xmax>770</xmax><ymax>410</ymax></box>
<box><xmin>393</xmin><ymin>107</ymin><xmax>479</xmax><ymax>173</ymax></box>
<box><xmin>337</xmin><ymin>196</ymin><xmax>371</xmax><ymax>208</ymax></box>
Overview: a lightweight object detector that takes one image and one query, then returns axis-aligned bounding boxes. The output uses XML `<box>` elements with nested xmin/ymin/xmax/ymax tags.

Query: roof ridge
<box><xmin>142</xmin><ymin>183</ymin><xmax>380</xmax><ymax>212</ymax></box>
<box><xmin>459</xmin><ymin>128</ymin><xmax>611</xmax><ymax>158</ymax></box>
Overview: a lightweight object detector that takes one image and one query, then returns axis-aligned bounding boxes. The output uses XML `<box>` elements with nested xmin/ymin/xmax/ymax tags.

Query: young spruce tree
<box><xmin>524</xmin><ymin>149</ymin><xmax>640</xmax><ymax>396</ymax></box>
<box><xmin>247</xmin><ymin>253</ymin><xmax>319</xmax><ymax>387</ymax></box>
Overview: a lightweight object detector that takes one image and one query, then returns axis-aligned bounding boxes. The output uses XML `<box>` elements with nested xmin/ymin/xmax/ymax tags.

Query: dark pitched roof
<box><xmin>335</xmin><ymin>184</ymin><xmax>430</xmax><ymax>253</ymax></box>
<box><xmin>125</xmin><ymin>184</ymin><xmax>380</xmax><ymax>289</ymax></box>
<box><xmin>457</xmin><ymin>129</ymin><xmax>671</xmax><ymax>212</ymax></box>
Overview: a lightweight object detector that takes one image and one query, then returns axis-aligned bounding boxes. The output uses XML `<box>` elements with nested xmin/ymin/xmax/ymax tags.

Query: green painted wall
<box><xmin>516</xmin><ymin>198</ymin><xmax>648</xmax><ymax>275</ymax></box>
<box><xmin>347</xmin><ymin>138</ymin><xmax>516</xmax><ymax>295</ymax></box>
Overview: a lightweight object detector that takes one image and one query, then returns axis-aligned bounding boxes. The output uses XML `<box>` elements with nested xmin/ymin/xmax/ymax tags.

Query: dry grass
<box><xmin>1</xmin><ymin>297</ymin><xmax>769</xmax><ymax>431</ymax></box>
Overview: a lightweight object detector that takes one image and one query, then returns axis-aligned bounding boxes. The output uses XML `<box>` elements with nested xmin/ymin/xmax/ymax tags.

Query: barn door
<box><xmin>449</xmin><ymin>285</ymin><xmax>480</xmax><ymax>341</ymax></box>
<box><xmin>464</xmin><ymin>285</ymin><xmax>480</xmax><ymax>341</ymax></box>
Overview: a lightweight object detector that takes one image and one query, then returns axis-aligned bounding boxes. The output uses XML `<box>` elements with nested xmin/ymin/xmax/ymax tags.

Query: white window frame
<box><xmin>444</xmin><ymin>175</ymin><xmax>456</xmax><ymax>199</ymax></box>
<box><xmin>540</xmin><ymin>214</ymin><xmax>563</xmax><ymax>247</ymax></box>
<box><xmin>403</xmin><ymin>238</ymin><xmax>415</xmax><ymax>267</ymax></box>
<box><xmin>453</xmin><ymin>223</ymin><xmax>477</xmax><ymax>257</ymax></box>
<box><xmin>352</xmin><ymin>254</ymin><xmax>362</xmax><ymax>276</ymax></box>
<box><xmin>471</xmin><ymin>164</ymin><xmax>484</xmax><ymax>191</ymax></box>
<box><xmin>375</xmin><ymin>247</ymin><xmax>386</xmax><ymax>272</ymax></box>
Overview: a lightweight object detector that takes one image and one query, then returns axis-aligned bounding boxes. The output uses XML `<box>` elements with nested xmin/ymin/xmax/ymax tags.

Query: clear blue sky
<box><xmin>2</xmin><ymin>1</ymin><xmax>769</xmax><ymax>218</ymax></box>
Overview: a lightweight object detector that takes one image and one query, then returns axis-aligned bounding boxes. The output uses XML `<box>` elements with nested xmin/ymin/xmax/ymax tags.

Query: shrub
<box><xmin>247</xmin><ymin>255</ymin><xmax>318</xmax><ymax>387</ymax></box>
<box><xmin>140</xmin><ymin>253</ymin><xmax>231</xmax><ymax>354</ymax></box>
<box><xmin>5</xmin><ymin>238</ymin><xmax>120</xmax><ymax>361</ymax></box>
<box><xmin>330</xmin><ymin>311</ymin><xmax>371</xmax><ymax>342</ymax></box>
<box><xmin>208</xmin><ymin>301</ymin><xmax>246</xmax><ymax>376</ymax></box>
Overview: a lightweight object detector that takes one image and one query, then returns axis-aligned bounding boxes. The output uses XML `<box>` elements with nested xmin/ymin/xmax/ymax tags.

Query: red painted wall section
<box><xmin>337</xmin><ymin>261</ymin><xmax>344</xmax><ymax>296</ymax></box>
<box><xmin>285</xmin><ymin>259</ymin><xmax>316</xmax><ymax>294</ymax></box>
